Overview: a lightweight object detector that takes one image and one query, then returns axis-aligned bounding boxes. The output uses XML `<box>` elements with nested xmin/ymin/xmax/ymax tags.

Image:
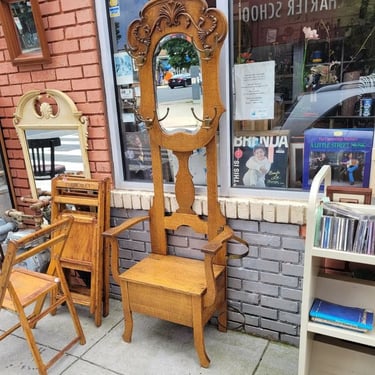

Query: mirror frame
<box><xmin>127</xmin><ymin>0</ymin><xmax>227</xmax><ymax>151</ymax></box>
<box><xmin>0</xmin><ymin>121</ymin><xmax>17</xmax><ymax>209</ymax></box>
<box><xmin>13</xmin><ymin>89</ymin><xmax>91</xmax><ymax>199</ymax></box>
<box><xmin>0</xmin><ymin>0</ymin><xmax>51</xmax><ymax>65</ymax></box>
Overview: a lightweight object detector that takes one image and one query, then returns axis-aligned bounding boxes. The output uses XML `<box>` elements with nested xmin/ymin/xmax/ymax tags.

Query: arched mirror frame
<box><xmin>0</xmin><ymin>123</ymin><xmax>17</xmax><ymax>210</ymax></box>
<box><xmin>13</xmin><ymin>89</ymin><xmax>91</xmax><ymax>199</ymax></box>
<box><xmin>127</xmin><ymin>0</ymin><xmax>227</xmax><ymax>151</ymax></box>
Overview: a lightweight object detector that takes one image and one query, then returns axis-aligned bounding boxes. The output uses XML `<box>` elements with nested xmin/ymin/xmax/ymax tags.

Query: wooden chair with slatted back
<box><xmin>103</xmin><ymin>0</ymin><xmax>247</xmax><ymax>367</ymax></box>
<box><xmin>0</xmin><ymin>217</ymin><xmax>86</xmax><ymax>375</ymax></box>
<box><xmin>28</xmin><ymin>137</ymin><xmax>66</xmax><ymax>180</ymax></box>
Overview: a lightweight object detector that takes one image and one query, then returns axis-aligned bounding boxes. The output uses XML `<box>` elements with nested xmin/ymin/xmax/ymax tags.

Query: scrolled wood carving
<box><xmin>127</xmin><ymin>0</ymin><xmax>227</xmax><ymax>66</ymax></box>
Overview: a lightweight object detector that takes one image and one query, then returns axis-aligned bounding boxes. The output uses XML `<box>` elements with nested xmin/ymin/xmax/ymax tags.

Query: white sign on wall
<box><xmin>234</xmin><ymin>61</ymin><xmax>275</xmax><ymax>121</ymax></box>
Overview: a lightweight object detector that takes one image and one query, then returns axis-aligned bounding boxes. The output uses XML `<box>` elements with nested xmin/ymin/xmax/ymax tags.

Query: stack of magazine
<box><xmin>315</xmin><ymin>202</ymin><xmax>375</xmax><ymax>254</ymax></box>
<box><xmin>310</xmin><ymin>298</ymin><xmax>374</xmax><ymax>332</ymax></box>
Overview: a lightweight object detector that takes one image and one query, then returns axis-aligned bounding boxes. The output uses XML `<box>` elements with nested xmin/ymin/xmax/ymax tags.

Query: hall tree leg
<box><xmin>192</xmin><ymin>297</ymin><xmax>210</xmax><ymax>368</ymax></box>
<box><xmin>122</xmin><ymin>282</ymin><xmax>134</xmax><ymax>343</ymax></box>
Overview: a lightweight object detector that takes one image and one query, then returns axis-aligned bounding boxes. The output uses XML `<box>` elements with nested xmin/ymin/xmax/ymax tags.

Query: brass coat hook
<box><xmin>191</xmin><ymin>107</ymin><xmax>217</xmax><ymax>129</ymax></box>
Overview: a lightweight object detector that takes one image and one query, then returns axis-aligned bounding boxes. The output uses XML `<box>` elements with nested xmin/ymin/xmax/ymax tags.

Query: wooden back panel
<box><xmin>127</xmin><ymin>0</ymin><xmax>227</xmax><ymax>264</ymax></box>
<box><xmin>50</xmin><ymin>176</ymin><xmax>110</xmax><ymax>266</ymax></box>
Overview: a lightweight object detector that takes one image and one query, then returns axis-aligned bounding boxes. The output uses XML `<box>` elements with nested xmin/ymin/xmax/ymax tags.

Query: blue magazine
<box><xmin>310</xmin><ymin>298</ymin><xmax>374</xmax><ymax>332</ymax></box>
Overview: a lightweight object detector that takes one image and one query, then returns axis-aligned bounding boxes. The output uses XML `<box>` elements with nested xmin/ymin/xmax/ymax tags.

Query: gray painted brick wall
<box><xmin>108</xmin><ymin>208</ymin><xmax>303</xmax><ymax>347</ymax></box>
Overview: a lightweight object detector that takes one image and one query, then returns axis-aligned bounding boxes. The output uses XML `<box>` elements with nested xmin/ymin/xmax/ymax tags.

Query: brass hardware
<box><xmin>190</xmin><ymin>107</ymin><xmax>217</xmax><ymax>129</ymax></box>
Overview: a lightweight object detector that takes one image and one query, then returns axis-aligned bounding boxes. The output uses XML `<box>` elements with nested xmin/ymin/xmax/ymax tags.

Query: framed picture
<box><xmin>289</xmin><ymin>142</ymin><xmax>304</xmax><ymax>188</ymax></box>
<box><xmin>0</xmin><ymin>0</ymin><xmax>50</xmax><ymax>65</ymax></box>
<box><xmin>266</xmin><ymin>28</ymin><xmax>277</xmax><ymax>43</ymax></box>
<box><xmin>326</xmin><ymin>186</ymin><xmax>372</xmax><ymax>204</ymax></box>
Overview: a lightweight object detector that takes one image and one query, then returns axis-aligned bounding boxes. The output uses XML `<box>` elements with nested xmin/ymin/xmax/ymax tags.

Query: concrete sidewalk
<box><xmin>1</xmin><ymin>299</ymin><xmax>298</xmax><ymax>374</ymax></box>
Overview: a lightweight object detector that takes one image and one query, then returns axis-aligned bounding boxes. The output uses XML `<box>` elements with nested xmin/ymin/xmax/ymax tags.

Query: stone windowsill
<box><xmin>110</xmin><ymin>189</ymin><xmax>308</xmax><ymax>225</ymax></box>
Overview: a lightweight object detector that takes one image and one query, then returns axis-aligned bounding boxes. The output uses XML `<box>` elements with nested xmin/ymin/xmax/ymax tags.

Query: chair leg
<box><xmin>122</xmin><ymin>281</ymin><xmax>133</xmax><ymax>343</ymax></box>
<box><xmin>17</xmin><ymin>304</ymin><xmax>48</xmax><ymax>375</ymax></box>
<box><xmin>30</xmin><ymin>293</ymin><xmax>48</xmax><ymax>328</ymax></box>
<box><xmin>217</xmin><ymin>300</ymin><xmax>227</xmax><ymax>332</ymax></box>
<box><xmin>93</xmin><ymin>275</ymin><xmax>103</xmax><ymax>327</ymax></box>
<box><xmin>192</xmin><ymin>297</ymin><xmax>210</xmax><ymax>368</ymax></box>
<box><xmin>57</xmin><ymin>266</ymin><xmax>86</xmax><ymax>345</ymax></box>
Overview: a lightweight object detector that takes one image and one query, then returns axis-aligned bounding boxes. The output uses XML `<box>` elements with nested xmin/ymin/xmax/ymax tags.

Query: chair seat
<box><xmin>121</xmin><ymin>254</ymin><xmax>225</xmax><ymax>296</ymax></box>
<box><xmin>34</xmin><ymin>164</ymin><xmax>66</xmax><ymax>179</ymax></box>
<box><xmin>3</xmin><ymin>268</ymin><xmax>58</xmax><ymax>310</ymax></box>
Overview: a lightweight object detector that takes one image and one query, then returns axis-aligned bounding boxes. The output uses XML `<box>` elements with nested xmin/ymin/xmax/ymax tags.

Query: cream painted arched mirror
<box><xmin>13</xmin><ymin>89</ymin><xmax>91</xmax><ymax>199</ymax></box>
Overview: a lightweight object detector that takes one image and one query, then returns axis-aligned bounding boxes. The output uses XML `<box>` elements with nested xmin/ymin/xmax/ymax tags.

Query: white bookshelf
<box><xmin>299</xmin><ymin>165</ymin><xmax>375</xmax><ymax>375</ymax></box>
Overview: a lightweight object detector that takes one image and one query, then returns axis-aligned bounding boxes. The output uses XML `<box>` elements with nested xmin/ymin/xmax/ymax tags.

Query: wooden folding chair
<box><xmin>0</xmin><ymin>217</ymin><xmax>86</xmax><ymax>375</ymax></box>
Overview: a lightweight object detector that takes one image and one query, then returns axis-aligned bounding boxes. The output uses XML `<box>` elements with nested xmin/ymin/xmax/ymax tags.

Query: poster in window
<box><xmin>233</xmin><ymin>130</ymin><xmax>289</xmax><ymax>188</ymax></box>
<box><xmin>234</xmin><ymin>61</ymin><xmax>275</xmax><ymax>121</ymax></box>
<box><xmin>114</xmin><ymin>51</ymin><xmax>133</xmax><ymax>85</ymax></box>
<box><xmin>125</xmin><ymin>131</ymin><xmax>151</xmax><ymax>180</ymax></box>
<box><xmin>303</xmin><ymin>128</ymin><xmax>373</xmax><ymax>189</ymax></box>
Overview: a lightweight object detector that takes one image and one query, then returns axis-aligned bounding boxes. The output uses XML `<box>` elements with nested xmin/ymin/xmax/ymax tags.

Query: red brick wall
<box><xmin>0</xmin><ymin>0</ymin><xmax>112</xmax><ymax>208</ymax></box>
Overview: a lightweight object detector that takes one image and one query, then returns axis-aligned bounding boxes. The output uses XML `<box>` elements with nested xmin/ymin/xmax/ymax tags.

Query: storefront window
<box><xmin>106</xmin><ymin>0</ymin><xmax>216</xmax><ymax>184</ymax></box>
<box><xmin>231</xmin><ymin>0</ymin><xmax>375</xmax><ymax>190</ymax></box>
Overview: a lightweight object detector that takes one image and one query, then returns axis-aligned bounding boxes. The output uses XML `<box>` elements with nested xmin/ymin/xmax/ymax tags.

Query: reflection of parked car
<box><xmin>168</xmin><ymin>74</ymin><xmax>192</xmax><ymax>89</ymax></box>
<box><xmin>281</xmin><ymin>75</ymin><xmax>375</xmax><ymax>136</ymax></box>
<box><xmin>280</xmin><ymin>75</ymin><xmax>375</xmax><ymax>188</ymax></box>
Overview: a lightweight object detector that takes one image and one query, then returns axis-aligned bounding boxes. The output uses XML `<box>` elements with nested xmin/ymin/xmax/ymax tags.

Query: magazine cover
<box><xmin>303</xmin><ymin>129</ymin><xmax>373</xmax><ymax>189</ymax></box>
<box><xmin>232</xmin><ymin>130</ymin><xmax>289</xmax><ymax>188</ymax></box>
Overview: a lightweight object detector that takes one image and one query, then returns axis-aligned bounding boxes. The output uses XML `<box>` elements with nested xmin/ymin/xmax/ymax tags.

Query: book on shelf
<box><xmin>310</xmin><ymin>298</ymin><xmax>374</xmax><ymax>332</ymax></box>
<box><xmin>315</xmin><ymin>201</ymin><xmax>375</xmax><ymax>254</ymax></box>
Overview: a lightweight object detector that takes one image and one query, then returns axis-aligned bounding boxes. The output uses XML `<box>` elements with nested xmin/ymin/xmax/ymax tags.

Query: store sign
<box><xmin>240</xmin><ymin>0</ymin><xmax>338</xmax><ymax>22</ymax></box>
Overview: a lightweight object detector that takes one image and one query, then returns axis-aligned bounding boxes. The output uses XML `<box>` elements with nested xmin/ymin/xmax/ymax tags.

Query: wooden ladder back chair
<box><xmin>49</xmin><ymin>175</ymin><xmax>111</xmax><ymax>326</ymax></box>
<box><xmin>0</xmin><ymin>217</ymin><xmax>86</xmax><ymax>375</ymax></box>
<box><xmin>103</xmin><ymin>0</ymin><xmax>247</xmax><ymax>367</ymax></box>
<box><xmin>27</xmin><ymin>137</ymin><xmax>66</xmax><ymax>180</ymax></box>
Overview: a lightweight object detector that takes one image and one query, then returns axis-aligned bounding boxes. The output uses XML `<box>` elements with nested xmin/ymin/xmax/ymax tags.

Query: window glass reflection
<box><xmin>10</xmin><ymin>1</ymin><xmax>40</xmax><ymax>53</ymax></box>
<box><xmin>231</xmin><ymin>0</ymin><xmax>375</xmax><ymax>190</ymax></box>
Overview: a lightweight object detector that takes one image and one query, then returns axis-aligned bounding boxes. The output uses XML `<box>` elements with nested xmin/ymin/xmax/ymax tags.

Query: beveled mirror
<box><xmin>154</xmin><ymin>34</ymin><xmax>203</xmax><ymax>134</ymax></box>
<box><xmin>13</xmin><ymin>89</ymin><xmax>90</xmax><ymax>199</ymax></box>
